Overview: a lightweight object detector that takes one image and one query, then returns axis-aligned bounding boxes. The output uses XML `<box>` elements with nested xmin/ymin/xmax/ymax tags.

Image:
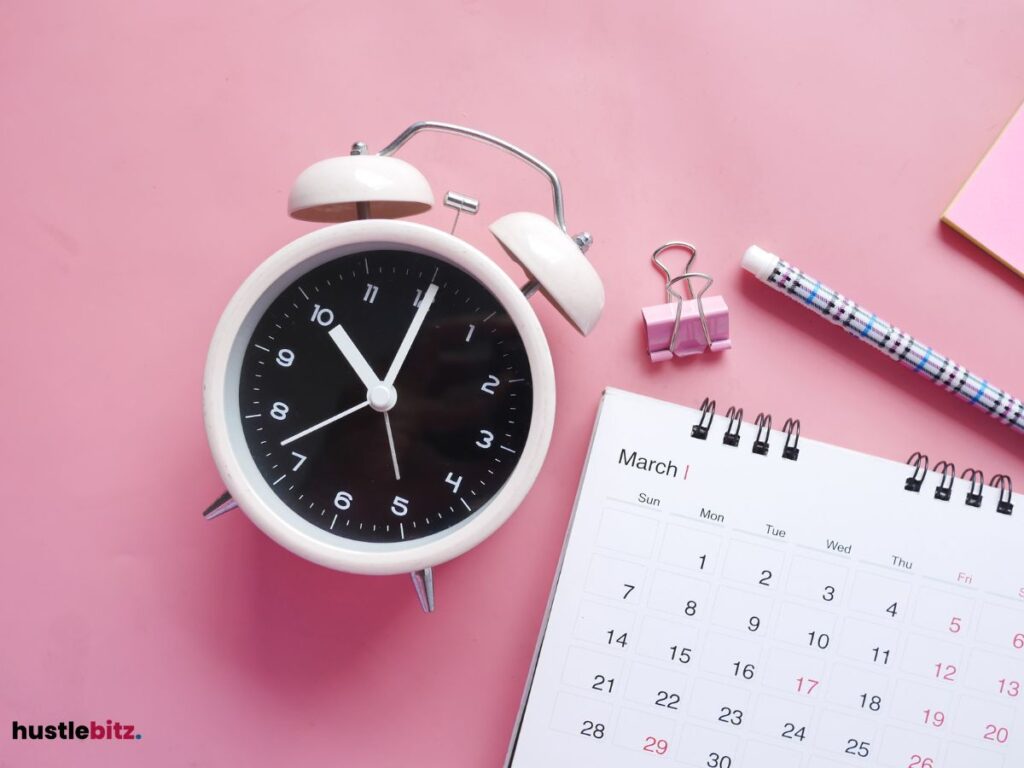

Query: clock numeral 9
<box><xmin>481</xmin><ymin>375</ymin><xmax>500</xmax><ymax>395</ymax></box>
<box><xmin>310</xmin><ymin>304</ymin><xmax>334</xmax><ymax>326</ymax></box>
<box><xmin>270</xmin><ymin>402</ymin><xmax>289</xmax><ymax>420</ymax></box>
<box><xmin>391</xmin><ymin>496</ymin><xmax>409</xmax><ymax>517</ymax></box>
<box><xmin>476</xmin><ymin>430</ymin><xmax>494</xmax><ymax>449</ymax></box>
<box><xmin>333</xmin><ymin>491</ymin><xmax>353</xmax><ymax>510</ymax></box>
<box><xmin>276</xmin><ymin>349</ymin><xmax>295</xmax><ymax>367</ymax></box>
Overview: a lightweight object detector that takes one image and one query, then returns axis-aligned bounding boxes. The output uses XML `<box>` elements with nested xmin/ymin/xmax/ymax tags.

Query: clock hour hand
<box><xmin>328</xmin><ymin>324</ymin><xmax>382</xmax><ymax>390</ymax></box>
<box><xmin>384</xmin><ymin>283</ymin><xmax>438</xmax><ymax>386</ymax></box>
<box><xmin>279</xmin><ymin>400</ymin><xmax>369</xmax><ymax>446</ymax></box>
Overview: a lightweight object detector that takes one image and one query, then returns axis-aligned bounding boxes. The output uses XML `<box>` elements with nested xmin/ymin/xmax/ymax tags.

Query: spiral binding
<box><xmin>688</xmin><ymin>399</ymin><xmax>1017</xmax><ymax>514</ymax></box>
<box><xmin>903</xmin><ymin>453</ymin><xmax>1015</xmax><ymax>515</ymax></box>
<box><xmin>689</xmin><ymin>397</ymin><xmax>800</xmax><ymax>462</ymax></box>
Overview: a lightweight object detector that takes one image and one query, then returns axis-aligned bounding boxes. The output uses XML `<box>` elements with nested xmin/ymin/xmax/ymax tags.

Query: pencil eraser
<box><xmin>741</xmin><ymin>245</ymin><xmax>780</xmax><ymax>281</ymax></box>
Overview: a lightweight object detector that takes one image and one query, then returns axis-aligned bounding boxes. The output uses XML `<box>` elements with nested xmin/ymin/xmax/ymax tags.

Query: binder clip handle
<box><xmin>642</xmin><ymin>242</ymin><xmax>731</xmax><ymax>362</ymax></box>
<box><xmin>666</xmin><ymin>271</ymin><xmax>714</xmax><ymax>351</ymax></box>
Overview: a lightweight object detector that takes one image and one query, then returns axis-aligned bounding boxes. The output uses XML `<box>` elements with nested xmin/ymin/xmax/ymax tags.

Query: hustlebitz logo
<box><xmin>12</xmin><ymin>720</ymin><xmax>142</xmax><ymax>741</ymax></box>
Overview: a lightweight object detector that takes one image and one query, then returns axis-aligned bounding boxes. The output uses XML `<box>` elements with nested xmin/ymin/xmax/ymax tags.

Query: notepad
<box><xmin>943</xmin><ymin>100</ymin><xmax>1024</xmax><ymax>279</ymax></box>
<box><xmin>506</xmin><ymin>388</ymin><xmax>1021</xmax><ymax>768</ymax></box>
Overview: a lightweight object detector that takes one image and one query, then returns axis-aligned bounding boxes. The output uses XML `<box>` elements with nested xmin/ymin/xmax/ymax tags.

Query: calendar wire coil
<box><xmin>690</xmin><ymin>396</ymin><xmax>795</xmax><ymax>460</ymax></box>
<box><xmin>902</xmin><ymin>453</ymin><xmax>1015</xmax><ymax>515</ymax></box>
<box><xmin>688</xmin><ymin>396</ymin><xmax>1016</xmax><ymax>514</ymax></box>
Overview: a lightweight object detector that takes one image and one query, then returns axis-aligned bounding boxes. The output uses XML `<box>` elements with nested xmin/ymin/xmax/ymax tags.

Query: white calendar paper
<box><xmin>506</xmin><ymin>389</ymin><xmax>1022</xmax><ymax>768</ymax></box>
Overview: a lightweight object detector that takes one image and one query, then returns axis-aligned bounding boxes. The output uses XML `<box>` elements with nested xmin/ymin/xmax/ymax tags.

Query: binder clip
<box><xmin>641</xmin><ymin>242</ymin><xmax>731</xmax><ymax>362</ymax></box>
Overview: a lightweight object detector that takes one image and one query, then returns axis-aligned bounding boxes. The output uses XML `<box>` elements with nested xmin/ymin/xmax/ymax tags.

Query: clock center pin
<box><xmin>368</xmin><ymin>383</ymin><xmax>398</xmax><ymax>412</ymax></box>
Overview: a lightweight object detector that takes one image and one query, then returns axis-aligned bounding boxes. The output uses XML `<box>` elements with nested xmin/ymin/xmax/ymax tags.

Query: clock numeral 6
<box><xmin>333</xmin><ymin>491</ymin><xmax>353</xmax><ymax>510</ymax></box>
<box><xmin>476</xmin><ymin>430</ymin><xmax>494</xmax><ymax>449</ymax></box>
<box><xmin>270</xmin><ymin>402</ymin><xmax>289</xmax><ymax>420</ymax></box>
<box><xmin>310</xmin><ymin>304</ymin><xmax>334</xmax><ymax>326</ymax></box>
<box><xmin>391</xmin><ymin>496</ymin><xmax>409</xmax><ymax>517</ymax></box>
<box><xmin>445</xmin><ymin>472</ymin><xmax>463</xmax><ymax>494</ymax></box>
<box><xmin>481</xmin><ymin>375</ymin><xmax>500</xmax><ymax>395</ymax></box>
<box><xmin>276</xmin><ymin>349</ymin><xmax>295</xmax><ymax>367</ymax></box>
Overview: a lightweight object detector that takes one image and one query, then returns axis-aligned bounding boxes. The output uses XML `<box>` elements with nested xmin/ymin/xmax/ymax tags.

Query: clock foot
<box><xmin>202</xmin><ymin>490</ymin><xmax>238</xmax><ymax>520</ymax></box>
<box><xmin>410</xmin><ymin>568</ymin><xmax>435</xmax><ymax>613</ymax></box>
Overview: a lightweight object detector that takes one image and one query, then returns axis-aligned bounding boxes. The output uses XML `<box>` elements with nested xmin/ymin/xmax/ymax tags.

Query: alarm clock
<box><xmin>202</xmin><ymin>121</ymin><xmax>604</xmax><ymax>611</ymax></box>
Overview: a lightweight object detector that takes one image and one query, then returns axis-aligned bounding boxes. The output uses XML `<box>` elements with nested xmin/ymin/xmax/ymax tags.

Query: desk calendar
<box><xmin>506</xmin><ymin>389</ymin><xmax>1021</xmax><ymax>768</ymax></box>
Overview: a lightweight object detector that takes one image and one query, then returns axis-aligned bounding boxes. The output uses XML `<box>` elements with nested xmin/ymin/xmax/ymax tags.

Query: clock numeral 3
<box><xmin>476</xmin><ymin>430</ymin><xmax>494</xmax><ymax>449</ymax></box>
<box><xmin>310</xmin><ymin>304</ymin><xmax>334</xmax><ymax>326</ymax></box>
<box><xmin>391</xmin><ymin>496</ymin><xmax>409</xmax><ymax>517</ymax></box>
<box><xmin>445</xmin><ymin>472</ymin><xmax>463</xmax><ymax>494</ymax></box>
<box><xmin>334</xmin><ymin>491</ymin><xmax>353</xmax><ymax>510</ymax></box>
<box><xmin>481</xmin><ymin>375</ymin><xmax>500</xmax><ymax>395</ymax></box>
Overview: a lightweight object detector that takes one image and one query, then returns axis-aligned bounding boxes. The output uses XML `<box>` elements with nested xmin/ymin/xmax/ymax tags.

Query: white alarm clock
<box><xmin>202</xmin><ymin>121</ymin><xmax>603</xmax><ymax>611</ymax></box>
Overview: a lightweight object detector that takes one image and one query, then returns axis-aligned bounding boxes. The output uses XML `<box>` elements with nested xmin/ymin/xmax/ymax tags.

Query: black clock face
<box><xmin>238</xmin><ymin>248</ymin><xmax>533</xmax><ymax>544</ymax></box>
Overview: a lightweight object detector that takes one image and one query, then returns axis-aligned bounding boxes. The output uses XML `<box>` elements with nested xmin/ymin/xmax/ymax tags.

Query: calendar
<box><xmin>506</xmin><ymin>388</ymin><xmax>1021</xmax><ymax>768</ymax></box>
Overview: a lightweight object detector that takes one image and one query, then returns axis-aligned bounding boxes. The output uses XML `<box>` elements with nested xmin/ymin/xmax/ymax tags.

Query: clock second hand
<box><xmin>279</xmin><ymin>400</ymin><xmax>370</xmax><ymax>446</ymax></box>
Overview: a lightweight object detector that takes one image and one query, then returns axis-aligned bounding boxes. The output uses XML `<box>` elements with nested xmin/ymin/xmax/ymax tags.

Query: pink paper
<box><xmin>944</xmin><ymin>101</ymin><xmax>1024</xmax><ymax>278</ymax></box>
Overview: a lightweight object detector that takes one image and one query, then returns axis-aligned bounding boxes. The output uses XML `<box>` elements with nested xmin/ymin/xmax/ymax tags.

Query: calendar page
<box><xmin>506</xmin><ymin>388</ymin><xmax>1023</xmax><ymax>768</ymax></box>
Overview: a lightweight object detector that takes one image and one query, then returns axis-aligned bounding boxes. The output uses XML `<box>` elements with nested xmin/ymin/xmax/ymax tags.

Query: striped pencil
<box><xmin>742</xmin><ymin>245</ymin><xmax>1024</xmax><ymax>435</ymax></box>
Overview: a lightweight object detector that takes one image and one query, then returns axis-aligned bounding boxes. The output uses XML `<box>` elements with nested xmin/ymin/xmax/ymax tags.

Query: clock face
<box><xmin>237</xmin><ymin>248</ymin><xmax>533</xmax><ymax>544</ymax></box>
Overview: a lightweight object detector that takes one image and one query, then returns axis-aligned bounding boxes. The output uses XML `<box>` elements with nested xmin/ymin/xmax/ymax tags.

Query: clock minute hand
<box><xmin>328</xmin><ymin>324</ymin><xmax>382</xmax><ymax>390</ymax></box>
<box><xmin>384</xmin><ymin>283</ymin><xmax>438</xmax><ymax>387</ymax></box>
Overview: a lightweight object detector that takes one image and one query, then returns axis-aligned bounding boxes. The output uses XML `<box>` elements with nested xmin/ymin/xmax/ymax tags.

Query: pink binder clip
<box><xmin>642</xmin><ymin>242</ymin><xmax>731</xmax><ymax>362</ymax></box>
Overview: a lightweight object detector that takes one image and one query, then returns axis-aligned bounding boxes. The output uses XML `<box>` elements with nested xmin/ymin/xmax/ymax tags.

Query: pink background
<box><xmin>2</xmin><ymin>2</ymin><xmax>1023</xmax><ymax>766</ymax></box>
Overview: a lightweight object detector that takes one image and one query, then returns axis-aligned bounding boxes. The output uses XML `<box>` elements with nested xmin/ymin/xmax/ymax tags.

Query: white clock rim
<box><xmin>203</xmin><ymin>219</ymin><xmax>555</xmax><ymax>575</ymax></box>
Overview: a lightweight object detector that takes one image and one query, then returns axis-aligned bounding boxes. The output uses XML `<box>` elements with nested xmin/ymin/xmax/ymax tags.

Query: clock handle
<box><xmin>410</xmin><ymin>567</ymin><xmax>435</xmax><ymax>613</ymax></box>
<box><xmin>376</xmin><ymin>120</ymin><xmax>581</xmax><ymax>238</ymax></box>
